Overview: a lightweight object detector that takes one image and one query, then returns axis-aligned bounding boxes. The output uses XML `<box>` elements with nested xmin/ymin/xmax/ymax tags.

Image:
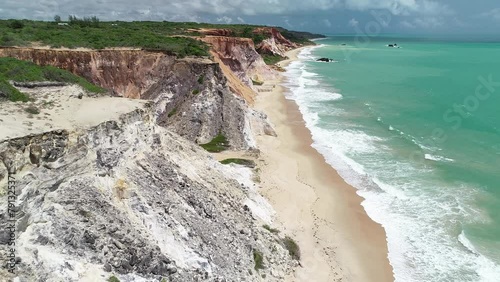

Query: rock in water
<box><xmin>316</xmin><ymin>57</ymin><xmax>334</xmax><ymax>62</ymax></box>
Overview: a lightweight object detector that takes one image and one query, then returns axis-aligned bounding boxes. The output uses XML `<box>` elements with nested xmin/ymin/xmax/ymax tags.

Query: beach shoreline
<box><xmin>254</xmin><ymin>47</ymin><xmax>394</xmax><ymax>281</ymax></box>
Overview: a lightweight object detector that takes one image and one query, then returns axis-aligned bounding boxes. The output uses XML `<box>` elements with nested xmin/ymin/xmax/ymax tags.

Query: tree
<box><xmin>9</xmin><ymin>20</ymin><xmax>24</xmax><ymax>29</ymax></box>
<box><xmin>54</xmin><ymin>15</ymin><xmax>61</xmax><ymax>22</ymax></box>
<box><xmin>68</xmin><ymin>15</ymin><xmax>77</xmax><ymax>23</ymax></box>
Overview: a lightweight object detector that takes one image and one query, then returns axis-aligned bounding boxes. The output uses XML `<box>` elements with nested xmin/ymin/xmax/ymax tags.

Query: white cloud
<box><xmin>323</xmin><ymin>19</ymin><xmax>332</xmax><ymax>27</ymax></box>
<box><xmin>400</xmin><ymin>16</ymin><xmax>443</xmax><ymax>29</ymax></box>
<box><xmin>0</xmin><ymin>0</ymin><xmax>452</xmax><ymax>21</ymax></box>
<box><xmin>348</xmin><ymin>18</ymin><xmax>359</xmax><ymax>27</ymax></box>
<box><xmin>217</xmin><ymin>16</ymin><xmax>233</xmax><ymax>24</ymax></box>
<box><xmin>344</xmin><ymin>0</ymin><xmax>452</xmax><ymax>16</ymax></box>
<box><xmin>237</xmin><ymin>16</ymin><xmax>245</xmax><ymax>23</ymax></box>
<box><xmin>479</xmin><ymin>8</ymin><xmax>500</xmax><ymax>21</ymax></box>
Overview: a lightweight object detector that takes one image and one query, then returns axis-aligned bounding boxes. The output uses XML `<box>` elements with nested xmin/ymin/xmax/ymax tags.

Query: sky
<box><xmin>1</xmin><ymin>0</ymin><xmax>500</xmax><ymax>35</ymax></box>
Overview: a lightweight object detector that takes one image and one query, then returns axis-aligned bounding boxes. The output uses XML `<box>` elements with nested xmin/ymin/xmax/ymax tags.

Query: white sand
<box><xmin>253</xmin><ymin>48</ymin><xmax>394</xmax><ymax>282</ymax></box>
<box><xmin>0</xmin><ymin>84</ymin><xmax>146</xmax><ymax>141</ymax></box>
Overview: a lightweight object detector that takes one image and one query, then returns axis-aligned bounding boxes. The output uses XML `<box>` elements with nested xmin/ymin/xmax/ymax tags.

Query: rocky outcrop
<box><xmin>200</xmin><ymin>36</ymin><xmax>276</xmax><ymax>103</ymax></box>
<box><xmin>141</xmin><ymin>57</ymin><xmax>255</xmax><ymax>147</ymax></box>
<box><xmin>0</xmin><ymin>105</ymin><xmax>295</xmax><ymax>281</ymax></box>
<box><xmin>12</xmin><ymin>81</ymin><xmax>68</xmax><ymax>88</ymax></box>
<box><xmin>255</xmin><ymin>28</ymin><xmax>298</xmax><ymax>57</ymax></box>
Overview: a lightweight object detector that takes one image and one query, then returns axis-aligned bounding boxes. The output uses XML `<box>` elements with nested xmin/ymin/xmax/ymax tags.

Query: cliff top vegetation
<box><xmin>0</xmin><ymin>18</ymin><xmax>323</xmax><ymax>57</ymax></box>
<box><xmin>0</xmin><ymin>57</ymin><xmax>105</xmax><ymax>102</ymax></box>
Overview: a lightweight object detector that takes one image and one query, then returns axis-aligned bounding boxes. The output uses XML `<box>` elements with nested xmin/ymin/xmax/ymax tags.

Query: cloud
<box><xmin>0</xmin><ymin>0</ymin><xmax>452</xmax><ymax>21</ymax></box>
<box><xmin>348</xmin><ymin>18</ymin><xmax>359</xmax><ymax>27</ymax></box>
<box><xmin>400</xmin><ymin>16</ymin><xmax>443</xmax><ymax>29</ymax></box>
<box><xmin>217</xmin><ymin>16</ymin><xmax>233</xmax><ymax>24</ymax></box>
<box><xmin>237</xmin><ymin>17</ymin><xmax>245</xmax><ymax>23</ymax></box>
<box><xmin>323</xmin><ymin>19</ymin><xmax>332</xmax><ymax>27</ymax></box>
<box><xmin>479</xmin><ymin>8</ymin><xmax>500</xmax><ymax>21</ymax></box>
<box><xmin>344</xmin><ymin>0</ymin><xmax>452</xmax><ymax>16</ymax></box>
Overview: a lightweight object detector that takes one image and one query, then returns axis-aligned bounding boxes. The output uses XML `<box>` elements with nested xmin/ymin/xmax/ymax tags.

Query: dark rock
<box><xmin>29</xmin><ymin>145</ymin><xmax>43</xmax><ymax>165</ymax></box>
<box><xmin>103</xmin><ymin>263</ymin><xmax>112</xmax><ymax>272</ymax></box>
<box><xmin>316</xmin><ymin>57</ymin><xmax>334</xmax><ymax>62</ymax></box>
<box><xmin>12</xmin><ymin>81</ymin><xmax>68</xmax><ymax>88</ymax></box>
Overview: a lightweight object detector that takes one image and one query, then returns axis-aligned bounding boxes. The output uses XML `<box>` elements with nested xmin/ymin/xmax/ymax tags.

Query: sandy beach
<box><xmin>254</xmin><ymin>47</ymin><xmax>394</xmax><ymax>281</ymax></box>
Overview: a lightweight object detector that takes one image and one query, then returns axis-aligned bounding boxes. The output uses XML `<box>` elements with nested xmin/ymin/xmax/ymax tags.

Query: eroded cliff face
<box><xmin>0</xmin><ymin>47</ymin><xmax>169</xmax><ymax>99</ymax></box>
<box><xmin>200</xmin><ymin>36</ymin><xmax>276</xmax><ymax>103</ymax></box>
<box><xmin>141</xmin><ymin>57</ymin><xmax>255</xmax><ymax>146</ymax></box>
<box><xmin>255</xmin><ymin>28</ymin><xmax>298</xmax><ymax>57</ymax></box>
<box><xmin>0</xmin><ymin>106</ymin><xmax>295</xmax><ymax>281</ymax></box>
<box><xmin>0</xmin><ymin>47</ymin><xmax>274</xmax><ymax>149</ymax></box>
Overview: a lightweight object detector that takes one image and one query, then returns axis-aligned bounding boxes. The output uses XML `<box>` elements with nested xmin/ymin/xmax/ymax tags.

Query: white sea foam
<box><xmin>459</xmin><ymin>231</ymin><xmax>479</xmax><ymax>255</ymax></box>
<box><xmin>283</xmin><ymin>46</ymin><xmax>500</xmax><ymax>282</ymax></box>
<box><xmin>425</xmin><ymin>154</ymin><xmax>455</xmax><ymax>162</ymax></box>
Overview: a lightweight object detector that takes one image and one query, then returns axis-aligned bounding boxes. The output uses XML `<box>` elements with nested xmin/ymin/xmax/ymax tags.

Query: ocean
<box><xmin>284</xmin><ymin>36</ymin><xmax>500</xmax><ymax>281</ymax></box>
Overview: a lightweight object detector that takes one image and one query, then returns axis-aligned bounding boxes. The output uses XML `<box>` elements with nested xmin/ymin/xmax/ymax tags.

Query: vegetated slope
<box><xmin>0</xmin><ymin>19</ymin><xmax>322</xmax><ymax>57</ymax></box>
<box><xmin>0</xmin><ymin>20</ymin><xmax>209</xmax><ymax>57</ymax></box>
<box><xmin>0</xmin><ymin>57</ymin><xmax>105</xmax><ymax>102</ymax></box>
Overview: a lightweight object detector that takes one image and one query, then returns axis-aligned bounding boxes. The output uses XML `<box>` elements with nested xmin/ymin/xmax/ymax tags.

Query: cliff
<box><xmin>0</xmin><ymin>29</ymin><xmax>291</xmax><ymax>281</ymax></box>
<box><xmin>254</xmin><ymin>28</ymin><xmax>298</xmax><ymax>57</ymax></box>
<box><xmin>0</xmin><ymin>105</ymin><xmax>295</xmax><ymax>281</ymax></box>
<box><xmin>199</xmin><ymin>36</ymin><xmax>276</xmax><ymax>103</ymax></box>
<box><xmin>0</xmin><ymin>48</ymin><xmax>165</xmax><ymax>99</ymax></box>
<box><xmin>0</xmin><ymin>47</ymin><xmax>275</xmax><ymax>149</ymax></box>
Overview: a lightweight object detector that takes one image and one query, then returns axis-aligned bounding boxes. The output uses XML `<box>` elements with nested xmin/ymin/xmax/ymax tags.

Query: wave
<box><xmin>425</xmin><ymin>154</ymin><xmax>455</xmax><ymax>163</ymax></box>
<box><xmin>284</xmin><ymin>45</ymin><xmax>500</xmax><ymax>282</ymax></box>
<box><xmin>459</xmin><ymin>231</ymin><xmax>479</xmax><ymax>255</ymax></box>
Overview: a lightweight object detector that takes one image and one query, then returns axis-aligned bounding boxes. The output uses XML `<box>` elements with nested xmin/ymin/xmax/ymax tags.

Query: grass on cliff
<box><xmin>0</xmin><ymin>19</ymin><xmax>321</xmax><ymax>57</ymax></box>
<box><xmin>282</xmin><ymin>236</ymin><xmax>301</xmax><ymax>260</ymax></box>
<box><xmin>220</xmin><ymin>158</ymin><xmax>256</xmax><ymax>168</ymax></box>
<box><xmin>200</xmin><ymin>134</ymin><xmax>229</xmax><ymax>152</ymax></box>
<box><xmin>0</xmin><ymin>57</ymin><xmax>105</xmax><ymax>102</ymax></box>
<box><xmin>253</xmin><ymin>249</ymin><xmax>265</xmax><ymax>271</ymax></box>
<box><xmin>262</xmin><ymin>54</ymin><xmax>286</xmax><ymax>65</ymax></box>
<box><xmin>251</xmin><ymin>79</ymin><xmax>264</xmax><ymax>86</ymax></box>
<box><xmin>0</xmin><ymin>19</ymin><xmax>210</xmax><ymax>57</ymax></box>
<box><xmin>262</xmin><ymin>224</ymin><xmax>280</xmax><ymax>234</ymax></box>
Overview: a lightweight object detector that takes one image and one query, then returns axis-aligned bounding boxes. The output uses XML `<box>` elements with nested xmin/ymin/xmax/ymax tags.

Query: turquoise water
<box><xmin>284</xmin><ymin>37</ymin><xmax>500</xmax><ymax>281</ymax></box>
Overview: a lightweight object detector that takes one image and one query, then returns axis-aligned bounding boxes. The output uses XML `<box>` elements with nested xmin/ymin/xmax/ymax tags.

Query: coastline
<box><xmin>254</xmin><ymin>47</ymin><xmax>394</xmax><ymax>281</ymax></box>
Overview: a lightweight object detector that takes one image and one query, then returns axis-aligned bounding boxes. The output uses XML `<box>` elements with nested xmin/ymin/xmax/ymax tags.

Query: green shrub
<box><xmin>200</xmin><ymin>134</ymin><xmax>229</xmax><ymax>152</ymax></box>
<box><xmin>220</xmin><ymin>158</ymin><xmax>256</xmax><ymax>168</ymax></box>
<box><xmin>192</xmin><ymin>89</ymin><xmax>200</xmax><ymax>95</ymax></box>
<box><xmin>251</xmin><ymin>79</ymin><xmax>263</xmax><ymax>86</ymax></box>
<box><xmin>9</xmin><ymin>20</ymin><xmax>24</xmax><ymax>29</ymax></box>
<box><xmin>262</xmin><ymin>54</ymin><xmax>286</xmax><ymax>65</ymax></box>
<box><xmin>168</xmin><ymin>107</ymin><xmax>177</xmax><ymax>117</ymax></box>
<box><xmin>25</xmin><ymin>105</ymin><xmax>40</xmax><ymax>114</ymax></box>
<box><xmin>0</xmin><ymin>58</ymin><xmax>105</xmax><ymax>100</ymax></box>
<box><xmin>262</xmin><ymin>224</ymin><xmax>280</xmax><ymax>234</ymax></box>
<box><xmin>253</xmin><ymin>249</ymin><xmax>264</xmax><ymax>271</ymax></box>
<box><xmin>197</xmin><ymin>75</ymin><xmax>204</xmax><ymax>84</ymax></box>
<box><xmin>108</xmin><ymin>276</ymin><xmax>120</xmax><ymax>282</ymax></box>
<box><xmin>0</xmin><ymin>80</ymin><xmax>29</xmax><ymax>102</ymax></box>
<box><xmin>282</xmin><ymin>236</ymin><xmax>301</xmax><ymax>260</ymax></box>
